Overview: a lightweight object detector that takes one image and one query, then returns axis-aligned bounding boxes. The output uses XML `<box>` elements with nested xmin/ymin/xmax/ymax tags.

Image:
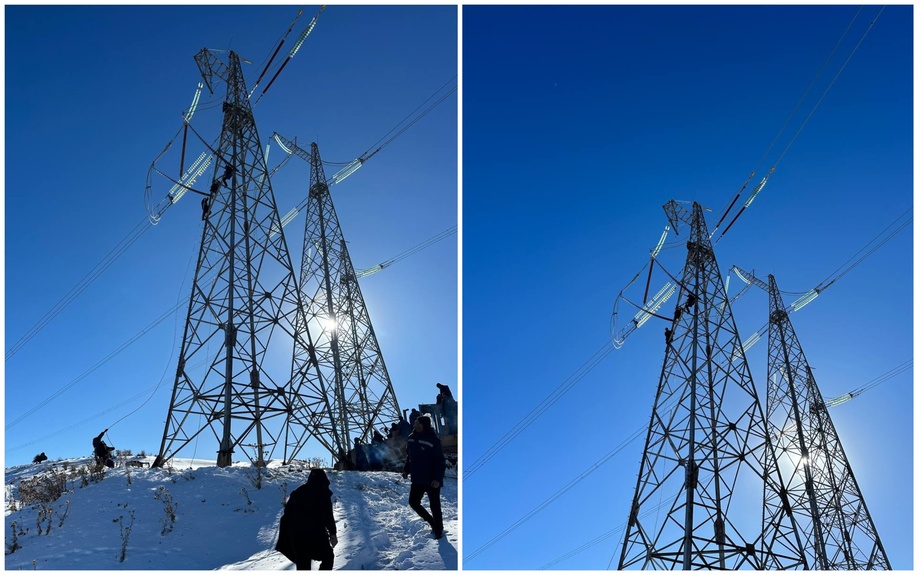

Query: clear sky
<box><xmin>463</xmin><ymin>5</ymin><xmax>911</xmax><ymax>570</ymax></box>
<box><xmin>5</xmin><ymin>5</ymin><xmax>458</xmax><ymax>467</ymax></box>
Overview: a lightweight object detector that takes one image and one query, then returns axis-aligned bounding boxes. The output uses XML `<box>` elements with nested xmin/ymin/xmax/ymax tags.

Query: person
<box><xmin>353</xmin><ymin>438</ymin><xmax>369</xmax><ymax>472</ymax></box>
<box><xmin>276</xmin><ymin>468</ymin><xmax>338</xmax><ymax>570</ymax></box>
<box><xmin>92</xmin><ymin>430</ymin><xmax>115</xmax><ymax>468</ymax></box>
<box><xmin>402</xmin><ymin>415</ymin><xmax>446</xmax><ymax>539</ymax></box>
<box><xmin>436</xmin><ymin>383</ymin><xmax>457</xmax><ymax>435</ymax></box>
<box><xmin>435</xmin><ymin>383</ymin><xmax>453</xmax><ymax>404</ymax></box>
<box><xmin>408</xmin><ymin>408</ymin><xmax>420</xmax><ymax>428</ymax></box>
<box><xmin>398</xmin><ymin>414</ymin><xmax>412</xmax><ymax>440</ymax></box>
<box><xmin>369</xmin><ymin>431</ymin><xmax>385</xmax><ymax>471</ymax></box>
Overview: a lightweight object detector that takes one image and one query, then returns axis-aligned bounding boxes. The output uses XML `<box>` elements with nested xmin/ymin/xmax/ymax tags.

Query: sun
<box><xmin>321</xmin><ymin>314</ymin><xmax>338</xmax><ymax>334</ymax></box>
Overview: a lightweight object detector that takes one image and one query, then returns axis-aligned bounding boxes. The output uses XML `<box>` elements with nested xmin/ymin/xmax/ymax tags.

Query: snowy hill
<box><xmin>4</xmin><ymin>457</ymin><xmax>458</xmax><ymax>570</ymax></box>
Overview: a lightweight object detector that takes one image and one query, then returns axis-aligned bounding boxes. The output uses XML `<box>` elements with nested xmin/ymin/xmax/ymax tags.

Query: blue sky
<box><xmin>463</xmin><ymin>5</ymin><xmax>911</xmax><ymax>570</ymax></box>
<box><xmin>5</xmin><ymin>5</ymin><xmax>457</xmax><ymax>467</ymax></box>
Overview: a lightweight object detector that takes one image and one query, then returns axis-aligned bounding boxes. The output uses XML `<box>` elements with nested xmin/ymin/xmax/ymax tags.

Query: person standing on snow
<box><xmin>402</xmin><ymin>415</ymin><xmax>446</xmax><ymax>539</ymax></box>
<box><xmin>276</xmin><ymin>468</ymin><xmax>338</xmax><ymax>570</ymax></box>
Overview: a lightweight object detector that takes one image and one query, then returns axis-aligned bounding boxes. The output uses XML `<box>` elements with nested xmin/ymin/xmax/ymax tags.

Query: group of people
<box><xmin>352</xmin><ymin>429</ymin><xmax>402</xmax><ymax>472</ymax></box>
<box><xmin>276</xmin><ymin>413</ymin><xmax>448</xmax><ymax>570</ymax></box>
<box><xmin>83</xmin><ymin>385</ymin><xmax>454</xmax><ymax>571</ymax></box>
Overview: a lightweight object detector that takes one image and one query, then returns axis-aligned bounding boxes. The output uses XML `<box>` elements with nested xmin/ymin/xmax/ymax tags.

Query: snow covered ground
<box><xmin>4</xmin><ymin>457</ymin><xmax>458</xmax><ymax>570</ymax></box>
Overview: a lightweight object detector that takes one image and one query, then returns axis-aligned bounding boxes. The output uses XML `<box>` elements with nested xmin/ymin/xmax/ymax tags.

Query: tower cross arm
<box><xmin>272</xmin><ymin>132</ymin><xmax>312</xmax><ymax>164</ymax></box>
<box><xmin>194</xmin><ymin>48</ymin><xmax>231</xmax><ymax>95</ymax></box>
<box><xmin>663</xmin><ymin>200</ymin><xmax>694</xmax><ymax>235</ymax></box>
<box><xmin>731</xmin><ymin>265</ymin><xmax>770</xmax><ymax>293</ymax></box>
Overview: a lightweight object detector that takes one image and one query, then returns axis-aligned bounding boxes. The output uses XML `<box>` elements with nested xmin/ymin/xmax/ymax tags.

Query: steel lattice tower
<box><xmin>734</xmin><ymin>269</ymin><xmax>891</xmax><ymax>569</ymax></box>
<box><xmin>154</xmin><ymin>49</ymin><xmax>314</xmax><ymax>468</ymax></box>
<box><xmin>618</xmin><ymin>201</ymin><xmax>808</xmax><ymax>570</ymax></box>
<box><xmin>277</xmin><ymin>135</ymin><xmax>402</xmax><ymax>467</ymax></box>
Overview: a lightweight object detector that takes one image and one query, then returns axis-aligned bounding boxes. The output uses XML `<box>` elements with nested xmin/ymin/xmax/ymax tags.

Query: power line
<box><xmin>465</xmin><ymin>423</ymin><xmax>647</xmax><ymax>564</ymax></box>
<box><xmin>465</xmin><ymin>207</ymin><xmax>911</xmax><ymax>563</ymax></box>
<box><xmin>470</xmin><ymin>357</ymin><xmax>910</xmax><ymax>568</ymax></box>
<box><xmin>712</xmin><ymin>7</ymin><xmax>883</xmax><ymax>241</ymax></box>
<box><xmin>4</xmin><ymin>225</ymin><xmax>450</xmax><ymax>432</ymax></box>
<box><xmin>10</xmin><ymin>75</ymin><xmax>455</xmax><ymax>362</ymax></box>
<box><xmin>5</xmin><ymin>299</ymin><xmax>188</xmax><ymax>430</ymax></box>
<box><xmin>465</xmin><ymin>338</ymin><xmax>614</xmax><ymax>479</ymax></box>
<box><xmin>356</xmin><ymin>226</ymin><xmax>457</xmax><ymax>278</ymax></box>
<box><xmin>5</xmin><ymin>218</ymin><xmax>152</xmax><ymax>361</ymax></box>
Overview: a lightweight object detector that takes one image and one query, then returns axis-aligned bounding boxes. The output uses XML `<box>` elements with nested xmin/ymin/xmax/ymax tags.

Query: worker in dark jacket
<box><xmin>92</xmin><ymin>430</ymin><xmax>115</xmax><ymax>468</ymax></box>
<box><xmin>276</xmin><ymin>468</ymin><xmax>338</xmax><ymax>570</ymax></box>
<box><xmin>402</xmin><ymin>415</ymin><xmax>446</xmax><ymax>539</ymax></box>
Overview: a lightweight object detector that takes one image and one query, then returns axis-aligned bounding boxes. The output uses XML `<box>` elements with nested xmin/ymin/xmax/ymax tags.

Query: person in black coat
<box><xmin>92</xmin><ymin>430</ymin><xmax>114</xmax><ymax>468</ymax></box>
<box><xmin>402</xmin><ymin>415</ymin><xmax>446</xmax><ymax>539</ymax></box>
<box><xmin>276</xmin><ymin>468</ymin><xmax>338</xmax><ymax>570</ymax></box>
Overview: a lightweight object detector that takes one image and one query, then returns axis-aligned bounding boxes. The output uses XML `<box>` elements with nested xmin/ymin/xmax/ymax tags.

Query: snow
<box><xmin>4</xmin><ymin>457</ymin><xmax>458</xmax><ymax>570</ymax></box>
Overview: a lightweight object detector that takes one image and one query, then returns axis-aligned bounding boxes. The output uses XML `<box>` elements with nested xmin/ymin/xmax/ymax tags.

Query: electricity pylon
<box><xmin>154</xmin><ymin>49</ymin><xmax>314</xmax><ymax>468</ymax></box>
<box><xmin>276</xmin><ymin>134</ymin><xmax>402</xmax><ymax>467</ymax></box>
<box><xmin>618</xmin><ymin>201</ymin><xmax>808</xmax><ymax>570</ymax></box>
<box><xmin>733</xmin><ymin>268</ymin><xmax>891</xmax><ymax>569</ymax></box>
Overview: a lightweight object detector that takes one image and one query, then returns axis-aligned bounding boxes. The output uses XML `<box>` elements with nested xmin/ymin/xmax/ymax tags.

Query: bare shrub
<box><xmin>154</xmin><ymin>486</ymin><xmax>177</xmax><ymax>535</ymax></box>
<box><xmin>6</xmin><ymin>521</ymin><xmax>23</xmax><ymax>555</ymax></box>
<box><xmin>115</xmin><ymin>510</ymin><xmax>135</xmax><ymax>563</ymax></box>
<box><xmin>17</xmin><ymin>467</ymin><xmax>68</xmax><ymax>507</ymax></box>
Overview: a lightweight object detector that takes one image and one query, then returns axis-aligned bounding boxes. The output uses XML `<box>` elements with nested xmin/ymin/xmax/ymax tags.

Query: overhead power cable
<box><xmin>356</xmin><ymin>226</ymin><xmax>457</xmax><ymax>278</ymax></box>
<box><xmin>6</xmin><ymin>218</ymin><xmax>153</xmax><ymax>361</ymax></box>
<box><xmin>5</xmin><ymin>299</ymin><xmax>189</xmax><ymax>430</ymax></box>
<box><xmin>359</xmin><ymin>75</ymin><xmax>457</xmax><ymax>163</ymax></box>
<box><xmin>269</xmin><ymin>75</ymin><xmax>458</xmax><ymax>234</ymax></box>
<box><xmin>815</xmin><ymin>205</ymin><xmax>911</xmax><ymax>291</ymax></box>
<box><xmin>12</xmin><ymin>69</ymin><xmax>450</xmax><ymax>362</ymax></box>
<box><xmin>4</xmin><ymin>224</ymin><xmax>445</xmax><ymax>432</ymax></box>
<box><xmin>824</xmin><ymin>359</ymin><xmax>912</xmax><ymax>407</ymax></box>
<box><xmin>468</xmin><ymin>355</ymin><xmax>911</xmax><ymax>568</ymax></box>
<box><xmin>465</xmin><ymin>422</ymin><xmax>647</xmax><ymax>564</ymax></box>
<box><xmin>612</xmin><ymin>205</ymin><xmax>910</xmax><ymax>349</ymax></box>
<box><xmin>6</xmin><ymin>384</ymin><xmax>164</xmax><ymax>453</ymax></box>
<box><xmin>467</xmin><ymin>204</ymin><xmax>910</xmax><ymax>513</ymax></box>
<box><xmin>749</xmin><ymin>7</ymin><xmax>863</xmax><ymax>179</ymax></box>
<box><xmin>712</xmin><ymin>7</ymin><xmax>883</xmax><ymax>241</ymax></box>
<box><xmin>538</xmin><ymin>358</ymin><xmax>912</xmax><ymax>570</ymax></box>
<box><xmin>464</xmin><ymin>339</ymin><xmax>615</xmax><ymax>479</ymax></box>
<box><xmin>772</xmin><ymin>6</ymin><xmax>885</xmax><ymax>170</ymax></box>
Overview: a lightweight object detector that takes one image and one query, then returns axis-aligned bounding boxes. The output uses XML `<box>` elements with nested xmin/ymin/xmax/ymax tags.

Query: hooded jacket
<box><xmin>276</xmin><ymin>472</ymin><xmax>336</xmax><ymax>565</ymax></box>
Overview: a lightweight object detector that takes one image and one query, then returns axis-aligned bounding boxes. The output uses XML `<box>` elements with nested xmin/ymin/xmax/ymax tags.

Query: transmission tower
<box><xmin>733</xmin><ymin>268</ymin><xmax>891</xmax><ymax>569</ymax></box>
<box><xmin>276</xmin><ymin>134</ymin><xmax>402</xmax><ymax>467</ymax></box>
<box><xmin>618</xmin><ymin>201</ymin><xmax>808</xmax><ymax>570</ymax></box>
<box><xmin>154</xmin><ymin>49</ymin><xmax>315</xmax><ymax>468</ymax></box>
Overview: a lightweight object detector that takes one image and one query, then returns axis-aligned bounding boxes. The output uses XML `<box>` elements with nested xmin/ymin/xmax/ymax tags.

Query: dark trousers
<box><xmin>295</xmin><ymin>545</ymin><xmax>333</xmax><ymax>570</ymax></box>
<box><xmin>409</xmin><ymin>482</ymin><xmax>443</xmax><ymax>532</ymax></box>
<box><xmin>296</xmin><ymin>559</ymin><xmax>332</xmax><ymax>570</ymax></box>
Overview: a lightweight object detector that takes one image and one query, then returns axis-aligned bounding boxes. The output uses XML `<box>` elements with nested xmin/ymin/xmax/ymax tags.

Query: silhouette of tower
<box><xmin>275</xmin><ymin>134</ymin><xmax>402</xmax><ymax>466</ymax></box>
<box><xmin>154</xmin><ymin>49</ymin><xmax>314</xmax><ymax>468</ymax></box>
<box><xmin>618</xmin><ymin>201</ymin><xmax>807</xmax><ymax>569</ymax></box>
<box><xmin>732</xmin><ymin>268</ymin><xmax>891</xmax><ymax>569</ymax></box>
